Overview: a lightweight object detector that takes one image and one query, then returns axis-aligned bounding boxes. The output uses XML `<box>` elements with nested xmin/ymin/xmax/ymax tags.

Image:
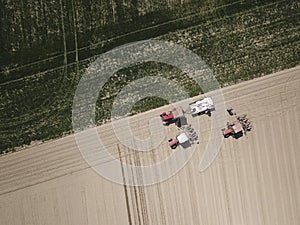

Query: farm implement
<box><xmin>160</xmin><ymin>106</ymin><xmax>185</xmax><ymax>127</ymax></box>
<box><xmin>222</xmin><ymin>114</ymin><xmax>252</xmax><ymax>139</ymax></box>
<box><xmin>168</xmin><ymin>125</ymin><xmax>199</xmax><ymax>149</ymax></box>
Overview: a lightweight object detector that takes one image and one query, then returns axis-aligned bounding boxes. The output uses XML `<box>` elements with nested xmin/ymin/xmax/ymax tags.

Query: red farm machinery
<box><xmin>222</xmin><ymin>114</ymin><xmax>252</xmax><ymax>138</ymax></box>
<box><xmin>160</xmin><ymin>106</ymin><xmax>185</xmax><ymax>127</ymax></box>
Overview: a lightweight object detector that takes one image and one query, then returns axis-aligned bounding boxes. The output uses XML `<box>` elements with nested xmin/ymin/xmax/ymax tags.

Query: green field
<box><xmin>0</xmin><ymin>0</ymin><xmax>299</xmax><ymax>153</ymax></box>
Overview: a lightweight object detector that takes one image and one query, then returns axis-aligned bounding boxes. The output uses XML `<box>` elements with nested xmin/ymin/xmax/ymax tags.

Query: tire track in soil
<box><xmin>2</xmin><ymin>0</ymin><xmax>245</xmax><ymax>75</ymax></box>
<box><xmin>133</xmin><ymin>151</ymin><xmax>149</xmax><ymax>225</ymax></box>
<box><xmin>117</xmin><ymin>144</ymin><xmax>133</xmax><ymax>225</ymax></box>
<box><xmin>250</xmin><ymin>119</ymin><xmax>267</xmax><ymax>224</ymax></box>
<box><xmin>70</xmin><ymin>0</ymin><xmax>79</xmax><ymax>78</ymax></box>
<box><xmin>220</xmin><ymin>154</ymin><xmax>233</xmax><ymax>225</ymax></box>
<box><xmin>126</xmin><ymin>146</ymin><xmax>142</xmax><ymax>225</ymax></box>
<box><xmin>2</xmin><ymin>0</ymin><xmax>291</xmax><ymax>84</ymax></box>
<box><xmin>183</xmin><ymin>160</ymin><xmax>200</xmax><ymax>225</ymax></box>
<box><xmin>278</xmin><ymin>113</ymin><xmax>297</xmax><ymax>224</ymax></box>
<box><xmin>287</xmin><ymin>108</ymin><xmax>300</xmax><ymax>224</ymax></box>
<box><xmin>59</xmin><ymin>0</ymin><xmax>68</xmax><ymax>77</ymax></box>
<box><xmin>150</xmin><ymin>150</ymin><xmax>167</xmax><ymax>225</ymax></box>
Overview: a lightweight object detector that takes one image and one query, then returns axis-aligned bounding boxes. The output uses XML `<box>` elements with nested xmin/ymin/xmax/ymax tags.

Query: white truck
<box><xmin>189</xmin><ymin>97</ymin><xmax>214</xmax><ymax>117</ymax></box>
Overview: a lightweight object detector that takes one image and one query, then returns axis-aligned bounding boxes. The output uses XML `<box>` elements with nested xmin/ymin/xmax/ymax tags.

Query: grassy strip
<box><xmin>0</xmin><ymin>0</ymin><xmax>299</xmax><ymax>153</ymax></box>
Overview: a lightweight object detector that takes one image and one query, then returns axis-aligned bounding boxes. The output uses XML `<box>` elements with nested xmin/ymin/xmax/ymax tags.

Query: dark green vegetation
<box><xmin>1</xmin><ymin>0</ymin><xmax>299</xmax><ymax>153</ymax></box>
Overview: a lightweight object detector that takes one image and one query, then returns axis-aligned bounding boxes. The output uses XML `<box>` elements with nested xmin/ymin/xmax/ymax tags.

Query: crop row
<box><xmin>1</xmin><ymin>0</ymin><xmax>280</xmax><ymax>82</ymax></box>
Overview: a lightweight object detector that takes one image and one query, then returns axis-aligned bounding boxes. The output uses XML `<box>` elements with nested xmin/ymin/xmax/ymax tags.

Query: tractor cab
<box><xmin>168</xmin><ymin>132</ymin><xmax>190</xmax><ymax>149</ymax></box>
<box><xmin>160</xmin><ymin>106</ymin><xmax>185</xmax><ymax>127</ymax></box>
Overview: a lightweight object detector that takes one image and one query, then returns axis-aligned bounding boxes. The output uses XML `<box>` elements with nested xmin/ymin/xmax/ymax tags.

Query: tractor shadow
<box><xmin>180</xmin><ymin>141</ymin><xmax>192</xmax><ymax>149</ymax></box>
<box><xmin>221</xmin><ymin>128</ymin><xmax>244</xmax><ymax>139</ymax></box>
<box><xmin>177</xmin><ymin>117</ymin><xmax>188</xmax><ymax>127</ymax></box>
<box><xmin>233</xmin><ymin>132</ymin><xmax>244</xmax><ymax>139</ymax></box>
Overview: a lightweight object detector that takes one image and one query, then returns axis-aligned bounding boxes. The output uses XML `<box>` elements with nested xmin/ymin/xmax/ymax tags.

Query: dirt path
<box><xmin>0</xmin><ymin>66</ymin><xmax>299</xmax><ymax>225</ymax></box>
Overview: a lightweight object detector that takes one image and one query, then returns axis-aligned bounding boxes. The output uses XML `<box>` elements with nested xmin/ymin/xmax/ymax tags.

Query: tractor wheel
<box><xmin>224</xmin><ymin>133</ymin><xmax>230</xmax><ymax>138</ymax></box>
<box><xmin>171</xmin><ymin>144</ymin><xmax>177</xmax><ymax>149</ymax></box>
<box><xmin>207</xmin><ymin>110</ymin><xmax>211</xmax><ymax>117</ymax></box>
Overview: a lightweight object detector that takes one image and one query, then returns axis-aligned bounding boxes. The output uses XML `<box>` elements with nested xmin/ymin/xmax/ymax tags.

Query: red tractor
<box><xmin>223</xmin><ymin>120</ymin><xmax>244</xmax><ymax>138</ymax></box>
<box><xmin>168</xmin><ymin>132</ymin><xmax>190</xmax><ymax>149</ymax></box>
<box><xmin>160</xmin><ymin>106</ymin><xmax>185</xmax><ymax>127</ymax></box>
<box><xmin>223</xmin><ymin>114</ymin><xmax>252</xmax><ymax>138</ymax></box>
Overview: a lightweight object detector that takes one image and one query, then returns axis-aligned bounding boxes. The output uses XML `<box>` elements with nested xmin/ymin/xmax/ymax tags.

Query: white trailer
<box><xmin>189</xmin><ymin>97</ymin><xmax>214</xmax><ymax>116</ymax></box>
